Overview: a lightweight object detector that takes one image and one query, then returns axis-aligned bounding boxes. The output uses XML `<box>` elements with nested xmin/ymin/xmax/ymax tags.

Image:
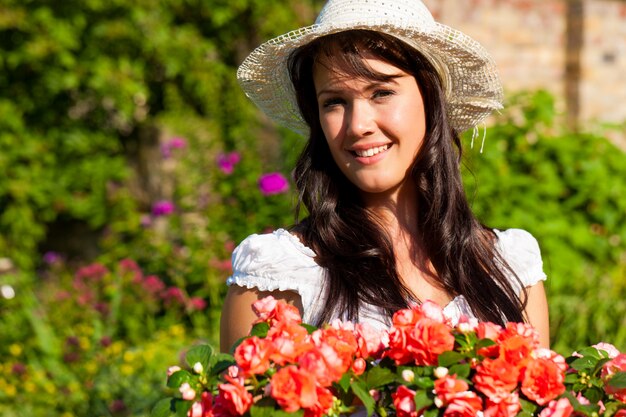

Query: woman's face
<box><xmin>313</xmin><ymin>57</ymin><xmax>427</xmax><ymax>200</ymax></box>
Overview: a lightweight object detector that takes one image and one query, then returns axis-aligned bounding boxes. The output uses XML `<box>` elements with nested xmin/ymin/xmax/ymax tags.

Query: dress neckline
<box><xmin>273</xmin><ymin>228</ymin><xmax>471</xmax><ymax>312</ymax></box>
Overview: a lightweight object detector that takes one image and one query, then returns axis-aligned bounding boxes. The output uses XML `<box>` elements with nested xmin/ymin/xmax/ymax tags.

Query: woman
<box><xmin>220</xmin><ymin>0</ymin><xmax>549</xmax><ymax>351</ymax></box>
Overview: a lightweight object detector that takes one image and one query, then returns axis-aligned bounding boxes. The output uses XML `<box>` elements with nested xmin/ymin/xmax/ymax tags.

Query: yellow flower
<box><xmin>24</xmin><ymin>381</ymin><xmax>36</xmax><ymax>393</ymax></box>
<box><xmin>123</xmin><ymin>351</ymin><xmax>135</xmax><ymax>363</ymax></box>
<box><xmin>4</xmin><ymin>384</ymin><xmax>16</xmax><ymax>397</ymax></box>
<box><xmin>120</xmin><ymin>364</ymin><xmax>134</xmax><ymax>375</ymax></box>
<box><xmin>170</xmin><ymin>325</ymin><xmax>184</xmax><ymax>337</ymax></box>
<box><xmin>9</xmin><ymin>344</ymin><xmax>22</xmax><ymax>357</ymax></box>
<box><xmin>79</xmin><ymin>337</ymin><xmax>90</xmax><ymax>351</ymax></box>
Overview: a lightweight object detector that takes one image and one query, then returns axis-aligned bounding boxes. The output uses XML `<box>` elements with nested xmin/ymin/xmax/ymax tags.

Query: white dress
<box><xmin>226</xmin><ymin>228</ymin><xmax>547</xmax><ymax>328</ymax></box>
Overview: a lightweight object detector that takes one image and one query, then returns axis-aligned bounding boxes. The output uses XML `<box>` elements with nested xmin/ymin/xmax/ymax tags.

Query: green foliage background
<box><xmin>0</xmin><ymin>1</ymin><xmax>625</xmax><ymax>416</ymax></box>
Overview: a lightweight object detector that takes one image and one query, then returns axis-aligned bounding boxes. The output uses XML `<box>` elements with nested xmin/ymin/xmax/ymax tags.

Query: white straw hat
<box><xmin>237</xmin><ymin>0</ymin><xmax>504</xmax><ymax>135</ymax></box>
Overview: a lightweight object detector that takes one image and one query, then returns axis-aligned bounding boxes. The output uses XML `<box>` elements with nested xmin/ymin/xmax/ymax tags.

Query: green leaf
<box><xmin>438</xmin><ymin>351</ymin><xmax>464</xmax><ymax>367</ymax></box>
<box><xmin>449</xmin><ymin>364</ymin><xmax>471</xmax><ymax>379</ymax></box>
<box><xmin>569</xmin><ymin>356</ymin><xmax>597</xmax><ymax>372</ymax></box>
<box><xmin>583</xmin><ymin>386</ymin><xmax>603</xmax><ymax>403</ymax></box>
<box><xmin>175</xmin><ymin>399</ymin><xmax>192</xmax><ymax>417</ymax></box>
<box><xmin>249</xmin><ymin>404</ymin><xmax>303</xmax><ymax>417</ymax></box>
<box><xmin>413</xmin><ymin>377</ymin><xmax>435</xmax><ymax>390</ymax></box>
<box><xmin>576</xmin><ymin>347</ymin><xmax>603</xmax><ymax>360</ymax></box>
<box><xmin>608</xmin><ymin>371</ymin><xmax>626</xmax><ymax>389</ymax></box>
<box><xmin>337</xmin><ymin>372</ymin><xmax>352</xmax><ymax>393</ymax></box>
<box><xmin>167</xmin><ymin>370</ymin><xmax>193</xmax><ymax>389</ymax></box>
<box><xmin>185</xmin><ymin>345</ymin><xmax>214</xmax><ymax>370</ymax></box>
<box><xmin>520</xmin><ymin>398</ymin><xmax>538</xmax><ymax>414</ymax></box>
<box><xmin>475</xmin><ymin>338</ymin><xmax>497</xmax><ymax>350</ymax></box>
<box><xmin>250</xmin><ymin>322</ymin><xmax>270</xmax><ymax>338</ymax></box>
<box><xmin>351</xmin><ymin>380</ymin><xmax>376</xmax><ymax>416</ymax></box>
<box><xmin>414</xmin><ymin>390</ymin><xmax>434</xmax><ymax>410</ymax></box>
<box><xmin>209</xmin><ymin>353</ymin><xmax>236</xmax><ymax>376</ymax></box>
<box><xmin>423</xmin><ymin>408</ymin><xmax>439</xmax><ymax>417</ymax></box>
<box><xmin>365</xmin><ymin>366</ymin><xmax>397</xmax><ymax>389</ymax></box>
<box><xmin>151</xmin><ymin>398</ymin><xmax>177</xmax><ymax>417</ymax></box>
<box><xmin>300</xmin><ymin>323</ymin><xmax>317</xmax><ymax>334</ymax></box>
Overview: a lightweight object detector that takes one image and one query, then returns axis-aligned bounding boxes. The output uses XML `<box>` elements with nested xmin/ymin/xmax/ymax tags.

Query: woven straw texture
<box><xmin>237</xmin><ymin>0</ymin><xmax>504</xmax><ymax>135</ymax></box>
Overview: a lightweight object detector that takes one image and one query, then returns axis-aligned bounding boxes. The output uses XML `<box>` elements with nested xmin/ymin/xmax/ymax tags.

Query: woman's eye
<box><xmin>373</xmin><ymin>90</ymin><xmax>394</xmax><ymax>99</ymax></box>
<box><xmin>321</xmin><ymin>98</ymin><xmax>344</xmax><ymax>108</ymax></box>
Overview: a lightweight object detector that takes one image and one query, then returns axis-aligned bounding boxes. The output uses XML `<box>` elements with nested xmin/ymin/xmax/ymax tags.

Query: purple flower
<box><xmin>161</xmin><ymin>137</ymin><xmax>187</xmax><ymax>158</ymax></box>
<box><xmin>43</xmin><ymin>251</ymin><xmax>61</xmax><ymax>265</ymax></box>
<box><xmin>152</xmin><ymin>200</ymin><xmax>175</xmax><ymax>216</ymax></box>
<box><xmin>258</xmin><ymin>172</ymin><xmax>289</xmax><ymax>196</ymax></box>
<box><xmin>217</xmin><ymin>151</ymin><xmax>241</xmax><ymax>175</ymax></box>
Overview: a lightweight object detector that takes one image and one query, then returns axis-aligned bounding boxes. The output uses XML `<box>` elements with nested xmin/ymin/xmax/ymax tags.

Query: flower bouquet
<box><xmin>153</xmin><ymin>297</ymin><xmax>626</xmax><ymax>417</ymax></box>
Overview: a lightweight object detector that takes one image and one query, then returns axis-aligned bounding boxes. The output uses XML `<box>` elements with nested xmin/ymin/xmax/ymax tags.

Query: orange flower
<box><xmin>270</xmin><ymin>366</ymin><xmax>318</xmax><ymax>413</ymax></box>
<box><xmin>435</xmin><ymin>375</ymin><xmax>483</xmax><ymax>417</ymax></box>
<box><xmin>406</xmin><ymin>319</ymin><xmax>455</xmax><ymax>366</ymax></box>
<box><xmin>498</xmin><ymin>335</ymin><xmax>534</xmax><ymax>371</ymax></box>
<box><xmin>234</xmin><ymin>336</ymin><xmax>273</xmax><ymax>375</ymax></box>
<box><xmin>298</xmin><ymin>348</ymin><xmax>336</xmax><ymax>387</ymax></box>
<box><xmin>267</xmin><ymin>321</ymin><xmax>312</xmax><ymax>365</ymax></box>
<box><xmin>476</xmin><ymin>322</ymin><xmax>503</xmax><ymax>358</ymax></box>
<box><xmin>392</xmin><ymin>385</ymin><xmax>419</xmax><ymax>417</ymax></box>
<box><xmin>435</xmin><ymin>375</ymin><xmax>470</xmax><ymax>404</ymax></box>
<box><xmin>484</xmin><ymin>392</ymin><xmax>521</xmax><ymax>417</ymax></box>
<box><xmin>473</xmin><ymin>357</ymin><xmax>520</xmax><ymax>401</ymax></box>
<box><xmin>216</xmin><ymin>375</ymin><xmax>253</xmax><ymax>415</ymax></box>
<box><xmin>304</xmin><ymin>386</ymin><xmax>335</xmax><ymax>417</ymax></box>
<box><xmin>521</xmin><ymin>358</ymin><xmax>566</xmax><ymax>405</ymax></box>
<box><xmin>386</xmin><ymin>327</ymin><xmax>413</xmax><ymax>365</ymax></box>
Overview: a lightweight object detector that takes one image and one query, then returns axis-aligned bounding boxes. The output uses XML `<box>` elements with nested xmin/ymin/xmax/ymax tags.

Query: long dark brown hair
<box><xmin>287</xmin><ymin>30</ymin><xmax>525</xmax><ymax>326</ymax></box>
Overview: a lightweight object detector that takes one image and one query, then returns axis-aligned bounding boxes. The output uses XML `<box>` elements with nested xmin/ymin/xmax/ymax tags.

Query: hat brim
<box><xmin>237</xmin><ymin>22</ymin><xmax>503</xmax><ymax>135</ymax></box>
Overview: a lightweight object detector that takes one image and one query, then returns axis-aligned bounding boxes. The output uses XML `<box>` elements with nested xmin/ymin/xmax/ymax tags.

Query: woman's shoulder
<box><xmin>493</xmin><ymin>228</ymin><xmax>547</xmax><ymax>288</ymax></box>
<box><xmin>227</xmin><ymin>228</ymin><xmax>322</xmax><ymax>292</ymax></box>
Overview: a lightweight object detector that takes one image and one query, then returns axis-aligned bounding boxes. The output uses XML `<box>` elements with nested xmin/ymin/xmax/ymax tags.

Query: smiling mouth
<box><xmin>351</xmin><ymin>144</ymin><xmax>391</xmax><ymax>157</ymax></box>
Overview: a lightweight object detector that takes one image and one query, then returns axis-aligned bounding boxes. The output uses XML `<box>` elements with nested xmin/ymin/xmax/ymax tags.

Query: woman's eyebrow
<box><xmin>316</xmin><ymin>75</ymin><xmax>405</xmax><ymax>98</ymax></box>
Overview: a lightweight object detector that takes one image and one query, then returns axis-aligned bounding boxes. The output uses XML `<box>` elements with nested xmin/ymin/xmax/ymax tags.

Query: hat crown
<box><xmin>315</xmin><ymin>0</ymin><xmax>437</xmax><ymax>31</ymax></box>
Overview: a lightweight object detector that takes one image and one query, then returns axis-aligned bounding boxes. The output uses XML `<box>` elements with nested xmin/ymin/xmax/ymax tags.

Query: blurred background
<box><xmin>0</xmin><ymin>0</ymin><xmax>625</xmax><ymax>415</ymax></box>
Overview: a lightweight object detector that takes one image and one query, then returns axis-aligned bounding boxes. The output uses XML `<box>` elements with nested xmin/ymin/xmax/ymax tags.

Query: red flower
<box><xmin>473</xmin><ymin>357</ymin><xmax>520</xmax><ymax>401</ymax></box>
<box><xmin>521</xmin><ymin>358</ymin><xmax>566</xmax><ymax>405</ymax></box>
<box><xmin>392</xmin><ymin>385</ymin><xmax>419</xmax><ymax>417</ymax></box>
<box><xmin>304</xmin><ymin>386</ymin><xmax>334</xmax><ymax>417</ymax></box>
<box><xmin>216</xmin><ymin>375</ymin><xmax>252</xmax><ymax>415</ymax></box>
<box><xmin>270</xmin><ymin>366</ymin><xmax>318</xmax><ymax>413</ymax></box>
<box><xmin>354</xmin><ymin>322</ymin><xmax>388</xmax><ymax>359</ymax></box>
<box><xmin>234</xmin><ymin>336</ymin><xmax>273</xmax><ymax>376</ymax></box>
<box><xmin>252</xmin><ymin>295</ymin><xmax>301</xmax><ymax>325</ymax></box>
<box><xmin>538</xmin><ymin>398</ymin><xmax>574</xmax><ymax>417</ymax></box>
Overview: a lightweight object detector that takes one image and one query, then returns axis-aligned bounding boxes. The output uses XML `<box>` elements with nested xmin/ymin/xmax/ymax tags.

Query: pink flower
<box><xmin>163</xmin><ymin>287</ymin><xmax>186</xmax><ymax>305</ymax></box>
<box><xmin>217</xmin><ymin>152</ymin><xmax>241</xmax><ymax>175</ymax></box>
<box><xmin>75</xmin><ymin>263</ymin><xmax>109</xmax><ymax>281</ymax></box>
<box><xmin>189</xmin><ymin>297</ymin><xmax>207</xmax><ymax>311</ymax></box>
<box><xmin>143</xmin><ymin>275</ymin><xmax>166</xmax><ymax>294</ymax></box>
<box><xmin>602</xmin><ymin>353</ymin><xmax>626</xmax><ymax>401</ymax></box>
<box><xmin>161</xmin><ymin>137</ymin><xmax>187</xmax><ymax>158</ymax></box>
<box><xmin>354</xmin><ymin>322</ymin><xmax>388</xmax><ymax>359</ymax></box>
<box><xmin>43</xmin><ymin>251</ymin><xmax>62</xmax><ymax>265</ymax></box>
<box><xmin>484</xmin><ymin>392</ymin><xmax>521</xmax><ymax>417</ymax></box>
<box><xmin>538</xmin><ymin>398</ymin><xmax>574</xmax><ymax>417</ymax></box>
<box><xmin>593</xmin><ymin>342</ymin><xmax>620</xmax><ymax>359</ymax></box>
<box><xmin>167</xmin><ymin>366</ymin><xmax>181</xmax><ymax>377</ymax></box>
<box><xmin>258</xmin><ymin>172</ymin><xmax>289</xmax><ymax>196</ymax></box>
<box><xmin>180</xmin><ymin>382</ymin><xmax>196</xmax><ymax>401</ymax></box>
<box><xmin>152</xmin><ymin>200</ymin><xmax>175</xmax><ymax>216</ymax></box>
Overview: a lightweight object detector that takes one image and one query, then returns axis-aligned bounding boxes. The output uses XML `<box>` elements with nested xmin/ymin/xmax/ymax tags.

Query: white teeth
<box><xmin>354</xmin><ymin>144</ymin><xmax>389</xmax><ymax>157</ymax></box>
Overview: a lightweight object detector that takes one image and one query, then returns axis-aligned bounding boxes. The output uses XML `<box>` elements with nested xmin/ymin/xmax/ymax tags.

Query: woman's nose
<box><xmin>345</xmin><ymin>101</ymin><xmax>376</xmax><ymax>138</ymax></box>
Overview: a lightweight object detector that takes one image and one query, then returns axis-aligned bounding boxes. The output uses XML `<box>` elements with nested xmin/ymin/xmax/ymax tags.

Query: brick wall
<box><xmin>422</xmin><ymin>0</ymin><xmax>626</xmax><ymax>146</ymax></box>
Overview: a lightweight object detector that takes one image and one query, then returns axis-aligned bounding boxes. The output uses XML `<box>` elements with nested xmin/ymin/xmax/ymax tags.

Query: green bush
<box><xmin>462</xmin><ymin>91</ymin><xmax>626</xmax><ymax>352</ymax></box>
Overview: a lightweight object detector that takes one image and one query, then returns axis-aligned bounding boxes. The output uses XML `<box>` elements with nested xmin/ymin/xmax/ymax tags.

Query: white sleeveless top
<box><xmin>226</xmin><ymin>228</ymin><xmax>546</xmax><ymax>330</ymax></box>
